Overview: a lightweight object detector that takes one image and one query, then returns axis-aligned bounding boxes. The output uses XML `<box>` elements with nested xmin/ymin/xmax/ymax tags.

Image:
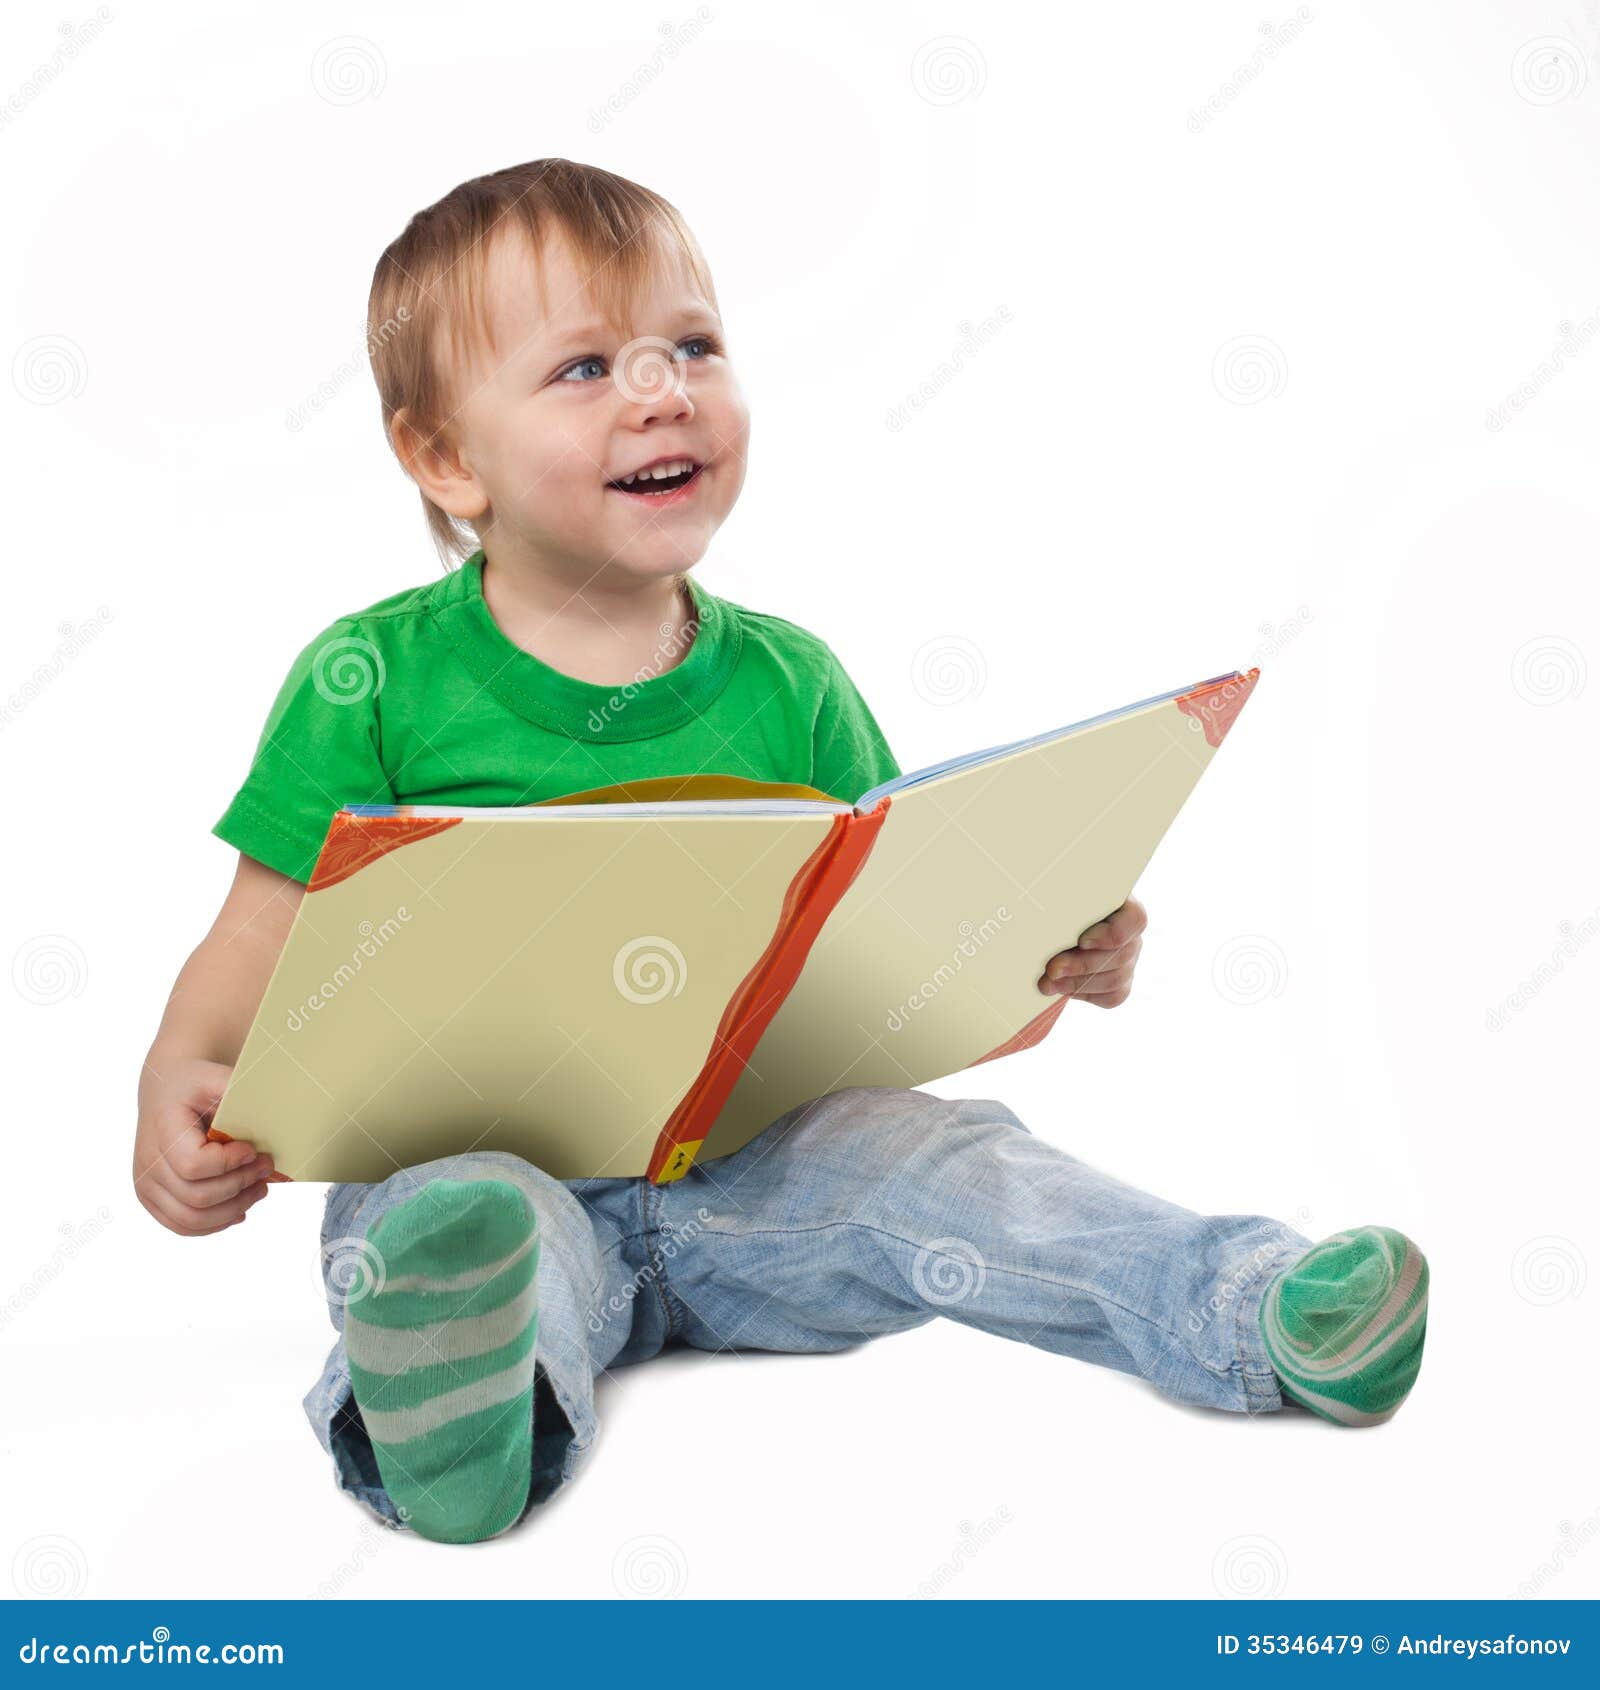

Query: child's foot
<box><xmin>344</xmin><ymin>1178</ymin><xmax>540</xmax><ymax>1542</ymax></box>
<box><xmin>1259</xmin><ymin>1226</ymin><xmax>1428</xmax><ymax>1426</ymax></box>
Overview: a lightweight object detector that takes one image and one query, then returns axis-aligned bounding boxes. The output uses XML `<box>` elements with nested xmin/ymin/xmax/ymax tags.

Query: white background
<box><xmin>3</xmin><ymin>0</ymin><xmax>1596</xmax><ymax>1602</ymax></box>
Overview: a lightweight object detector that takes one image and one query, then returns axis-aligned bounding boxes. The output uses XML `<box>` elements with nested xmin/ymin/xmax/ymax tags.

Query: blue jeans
<box><xmin>307</xmin><ymin>1086</ymin><xmax>1312</xmax><ymax>1528</ymax></box>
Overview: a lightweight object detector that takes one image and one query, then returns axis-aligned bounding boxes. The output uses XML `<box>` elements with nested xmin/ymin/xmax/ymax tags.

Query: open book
<box><xmin>209</xmin><ymin>667</ymin><xmax>1259</xmax><ymax>1185</ymax></box>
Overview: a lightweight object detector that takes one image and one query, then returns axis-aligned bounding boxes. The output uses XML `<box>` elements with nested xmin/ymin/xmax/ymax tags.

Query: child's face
<box><xmin>440</xmin><ymin>226</ymin><xmax>749</xmax><ymax>587</ymax></box>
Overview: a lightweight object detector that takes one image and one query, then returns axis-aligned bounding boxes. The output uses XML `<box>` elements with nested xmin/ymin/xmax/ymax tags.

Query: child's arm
<box><xmin>133</xmin><ymin>852</ymin><xmax>303</xmax><ymax>1236</ymax></box>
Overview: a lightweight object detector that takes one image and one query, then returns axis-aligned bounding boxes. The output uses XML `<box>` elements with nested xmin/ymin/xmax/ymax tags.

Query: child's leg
<box><xmin>661</xmin><ymin>1087</ymin><xmax>1340</xmax><ymax>1416</ymax></box>
<box><xmin>306</xmin><ymin>1151</ymin><xmax>633</xmax><ymax>1541</ymax></box>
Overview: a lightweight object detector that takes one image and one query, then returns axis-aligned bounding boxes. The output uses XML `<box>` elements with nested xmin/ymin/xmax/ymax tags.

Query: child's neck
<box><xmin>479</xmin><ymin>547</ymin><xmax>696</xmax><ymax>689</ymax></box>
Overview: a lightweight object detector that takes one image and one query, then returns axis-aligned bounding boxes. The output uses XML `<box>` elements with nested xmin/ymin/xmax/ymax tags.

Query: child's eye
<box><xmin>554</xmin><ymin>336</ymin><xmax>721</xmax><ymax>385</ymax></box>
<box><xmin>556</xmin><ymin>355</ymin><xmax>608</xmax><ymax>384</ymax></box>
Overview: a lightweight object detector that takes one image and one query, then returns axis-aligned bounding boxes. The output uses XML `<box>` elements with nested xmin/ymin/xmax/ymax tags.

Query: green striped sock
<box><xmin>345</xmin><ymin>1179</ymin><xmax>539</xmax><ymax>1543</ymax></box>
<box><xmin>1259</xmin><ymin>1226</ymin><xmax>1428</xmax><ymax>1426</ymax></box>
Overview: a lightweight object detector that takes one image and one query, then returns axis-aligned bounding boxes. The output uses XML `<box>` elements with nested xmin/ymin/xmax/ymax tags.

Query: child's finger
<box><xmin>1079</xmin><ymin>897</ymin><xmax>1147</xmax><ymax>949</ymax></box>
<box><xmin>1077</xmin><ymin>968</ymin><xmax>1136</xmax><ymax>1007</ymax></box>
<box><xmin>163</xmin><ymin>1119</ymin><xmax>260</xmax><ymax>1183</ymax></box>
<box><xmin>168</xmin><ymin>1160</ymin><xmax>275</xmax><ymax>1211</ymax></box>
<box><xmin>1078</xmin><ymin>925</ymin><xmax>1117</xmax><ymax>949</ymax></box>
<box><xmin>224</xmin><ymin>1182</ymin><xmax>273</xmax><ymax>1225</ymax></box>
<box><xmin>141</xmin><ymin>1177</ymin><xmax>269</xmax><ymax>1237</ymax></box>
<box><xmin>1048</xmin><ymin>946</ymin><xmax>1125</xmax><ymax>981</ymax></box>
<box><xmin>138</xmin><ymin>1181</ymin><xmax>203</xmax><ymax>1234</ymax></box>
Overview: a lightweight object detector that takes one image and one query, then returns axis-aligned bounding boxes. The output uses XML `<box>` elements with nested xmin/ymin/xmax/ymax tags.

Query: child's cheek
<box><xmin>710</xmin><ymin>378</ymin><xmax>752</xmax><ymax>495</ymax></box>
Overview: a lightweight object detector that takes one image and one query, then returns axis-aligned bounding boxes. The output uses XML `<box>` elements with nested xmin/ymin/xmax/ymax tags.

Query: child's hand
<box><xmin>1037</xmin><ymin>897</ymin><xmax>1147</xmax><ymax>1008</ymax></box>
<box><xmin>133</xmin><ymin>1057</ymin><xmax>275</xmax><ymax>1236</ymax></box>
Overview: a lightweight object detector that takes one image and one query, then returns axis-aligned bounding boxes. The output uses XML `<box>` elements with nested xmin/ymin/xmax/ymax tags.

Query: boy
<box><xmin>133</xmin><ymin>159</ymin><xmax>1428</xmax><ymax>1544</ymax></box>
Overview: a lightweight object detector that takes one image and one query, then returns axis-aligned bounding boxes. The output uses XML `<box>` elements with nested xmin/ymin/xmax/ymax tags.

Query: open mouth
<box><xmin>606</xmin><ymin>458</ymin><xmax>704</xmax><ymax>497</ymax></box>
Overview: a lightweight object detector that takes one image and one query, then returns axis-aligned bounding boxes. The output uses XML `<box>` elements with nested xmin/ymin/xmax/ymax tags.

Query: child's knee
<box><xmin>784</xmin><ymin>1086</ymin><xmax>1030</xmax><ymax>1175</ymax></box>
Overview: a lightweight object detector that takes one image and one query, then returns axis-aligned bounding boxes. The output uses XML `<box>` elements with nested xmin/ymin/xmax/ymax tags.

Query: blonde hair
<box><xmin>366</xmin><ymin>158</ymin><xmax>719</xmax><ymax>567</ymax></box>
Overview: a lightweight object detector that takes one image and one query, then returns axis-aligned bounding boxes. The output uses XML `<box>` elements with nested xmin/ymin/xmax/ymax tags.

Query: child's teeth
<box><xmin>620</xmin><ymin>459</ymin><xmax>694</xmax><ymax>488</ymax></box>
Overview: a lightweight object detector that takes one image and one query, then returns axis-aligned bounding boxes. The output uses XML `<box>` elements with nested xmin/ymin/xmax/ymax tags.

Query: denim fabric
<box><xmin>306</xmin><ymin>1086</ymin><xmax>1312</xmax><ymax>1528</ymax></box>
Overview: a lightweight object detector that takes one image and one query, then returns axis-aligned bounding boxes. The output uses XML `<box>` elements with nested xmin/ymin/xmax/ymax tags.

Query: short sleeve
<box><xmin>212</xmin><ymin>619</ymin><xmax>395</xmax><ymax>884</ymax></box>
<box><xmin>810</xmin><ymin>648</ymin><xmax>901</xmax><ymax>803</ymax></box>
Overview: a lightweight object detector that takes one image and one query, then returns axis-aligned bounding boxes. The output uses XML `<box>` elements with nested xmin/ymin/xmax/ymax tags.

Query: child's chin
<box><xmin>605</xmin><ymin>546</ymin><xmax>708</xmax><ymax>580</ymax></box>
<box><xmin>610</xmin><ymin>526</ymin><xmax>715</xmax><ymax>567</ymax></box>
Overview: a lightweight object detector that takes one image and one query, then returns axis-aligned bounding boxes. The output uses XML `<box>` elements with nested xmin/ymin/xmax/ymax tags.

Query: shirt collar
<box><xmin>433</xmin><ymin>551</ymin><xmax>742</xmax><ymax>742</ymax></box>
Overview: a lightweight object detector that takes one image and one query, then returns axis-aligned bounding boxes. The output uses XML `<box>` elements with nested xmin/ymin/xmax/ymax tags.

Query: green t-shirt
<box><xmin>214</xmin><ymin>551</ymin><xmax>902</xmax><ymax>885</ymax></box>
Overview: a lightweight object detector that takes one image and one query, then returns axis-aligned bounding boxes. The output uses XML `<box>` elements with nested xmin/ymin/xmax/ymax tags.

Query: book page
<box><xmin>702</xmin><ymin>692</ymin><xmax>1229</xmax><ymax>1159</ymax></box>
<box><xmin>213</xmin><ymin>811</ymin><xmax>840</xmax><ymax>1181</ymax></box>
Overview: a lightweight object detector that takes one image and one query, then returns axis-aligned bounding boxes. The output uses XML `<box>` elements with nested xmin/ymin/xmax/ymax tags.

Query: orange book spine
<box><xmin>645</xmin><ymin>801</ymin><xmax>891</xmax><ymax>1183</ymax></box>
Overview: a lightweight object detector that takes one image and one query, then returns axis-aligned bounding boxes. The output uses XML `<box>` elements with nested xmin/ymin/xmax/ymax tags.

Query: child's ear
<box><xmin>390</xmin><ymin>407</ymin><xmax>487</xmax><ymax>521</ymax></box>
